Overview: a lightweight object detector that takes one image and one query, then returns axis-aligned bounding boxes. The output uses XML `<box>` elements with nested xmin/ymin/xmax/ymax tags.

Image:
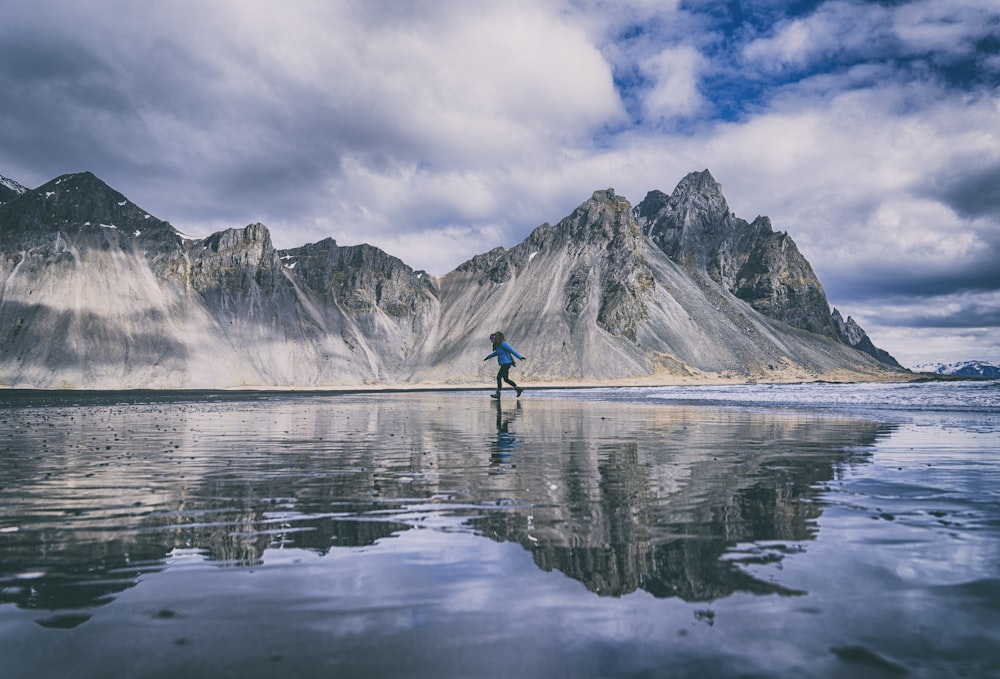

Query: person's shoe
<box><xmin>515</xmin><ymin>387</ymin><xmax>523</xmax><ymax>398</ymax></box>
<box><xmin>490</xmin><ymin>392</ymin><xmax>501</xmax><ymax>399</ymax></box>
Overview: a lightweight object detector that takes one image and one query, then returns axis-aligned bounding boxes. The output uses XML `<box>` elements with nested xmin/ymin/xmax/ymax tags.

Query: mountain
<box><xmin>0</xmin><ymin>170</ymin><xmax>904</xmax><ymax>388</ymax></box>
<box><xmin>912</xmin><ymin>361</ymin><xmax>1000</xmax><ymax>378</ymax></box>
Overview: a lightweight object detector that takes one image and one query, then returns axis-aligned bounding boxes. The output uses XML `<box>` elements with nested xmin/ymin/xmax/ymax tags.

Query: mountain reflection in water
<box><xmin>478</xmin><ymin>397</ymin><xmax>889</xmax><ymax>599</ymax></box>
<box><xmin>0</xmin><ymin>391</ymin><xmax>891</xmax><ymax>625</ymax></box>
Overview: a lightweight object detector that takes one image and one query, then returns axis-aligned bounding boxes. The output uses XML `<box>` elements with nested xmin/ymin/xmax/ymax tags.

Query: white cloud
<box><xmin>742</xmin><ymin>3</ymin><xmax>890</xmax><ymax>73</ymax></box>
<box><xmin>742</xmin><ymin>0</ymin><xmax>1000</xmax><ymax>78</ymax></box>
<box><xmin>848</xmin><ymin>290</ymin><xmax>1000</xmax><ymax>366</ymax></box>
<box><xmin>639</xmin><ymin>45</ymin><xmax>706</xmax><ymax>122</ymax></box>
<box><xmin>744</xmin><ymin>18</ymin><xmax>816</xmax><ymax>71</ymax></box>
<box><xmin>205</xmin><ymin>0</ymin><xmax>626</xmax><ymax>167</ymax></box>
<box><xmin>859</xmin><ymin>324</ymin><xmax>999</xmax><ymax>367</ymax></box>
<box><xmin>660</xmin><ymin>80</ymin><xmax>1000</xmax><ymax>264</ymax></box>
<box><xmin>891</xmin><ymin>0</ymin><xmax>1000</xmax><ymax>54</ymax></box>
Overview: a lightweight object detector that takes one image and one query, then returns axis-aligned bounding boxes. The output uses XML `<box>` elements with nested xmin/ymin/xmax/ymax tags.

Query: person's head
<box><xmin>490</xmin><ymin>331</ymin><xmax>504</xmax><ymax>348</ymax></box>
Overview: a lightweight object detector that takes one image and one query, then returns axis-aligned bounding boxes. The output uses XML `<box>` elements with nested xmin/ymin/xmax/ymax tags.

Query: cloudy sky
<box><xmin>1</xmin><ymin>0</ymin><xmax>998</xmax><ymax>367</ymax></box>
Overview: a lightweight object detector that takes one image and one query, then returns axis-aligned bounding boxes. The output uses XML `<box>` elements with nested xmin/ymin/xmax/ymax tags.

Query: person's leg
<box><xmin>503</xmin><ymin>365</ymin><xmax>523</xmax><ymax>397</ymax></box>
<box><xmin>498</xmin><ymin>364</ymin><xmax>518</xmax><ymax>391</ymax></box>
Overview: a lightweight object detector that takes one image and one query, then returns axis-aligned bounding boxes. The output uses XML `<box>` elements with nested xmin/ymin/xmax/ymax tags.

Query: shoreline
<box><xmin>0</xmin><ymin>370</ymin><xmax>988</xmax><ymax>399</ymax></box>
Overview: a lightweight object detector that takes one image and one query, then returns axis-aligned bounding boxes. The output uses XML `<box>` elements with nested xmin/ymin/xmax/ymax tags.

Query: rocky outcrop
<box><xmin>832</xmin><ymin>308</ymin><xmax>904</xmax><ymax>369</ymax></box>
<box><xmin>0</xmin><ymin>175</ymin><xmax>27</xmax><ymax>204</ymax></box>
<box><xmin>637</xmin><ymin>171</ymin><xmax>834</xmax><ymax>337</ymax></box>
<box><xmin>0</xmin><ymin>170</ymin><xmax>904</xmax><ymax>388</ymax></box>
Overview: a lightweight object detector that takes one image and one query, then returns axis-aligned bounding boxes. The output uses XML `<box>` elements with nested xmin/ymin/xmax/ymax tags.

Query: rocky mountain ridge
<box><xmin>0</xmin><ymin>169</ymin><xmax>904</xmax><ymax>388</ymax></box>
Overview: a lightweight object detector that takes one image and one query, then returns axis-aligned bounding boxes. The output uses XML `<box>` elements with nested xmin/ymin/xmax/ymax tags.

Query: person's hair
<box><xmin>491</xmin><ymin>331</ymin><xmax>505</xmax><ymax>348</ymax></box>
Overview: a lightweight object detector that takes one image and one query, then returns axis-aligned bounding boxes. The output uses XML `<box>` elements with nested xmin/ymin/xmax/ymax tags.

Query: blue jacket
<box><xmin>485</xmin><ymin>341</ymin><xmax>524</xmax><ymax>366</ymax></box>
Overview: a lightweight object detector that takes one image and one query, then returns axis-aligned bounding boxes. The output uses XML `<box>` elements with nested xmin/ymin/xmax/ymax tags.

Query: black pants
<box><xmin>496</xmin><ymin>364</ymin><xmax>518</xmax><ymax>392</ymax></box>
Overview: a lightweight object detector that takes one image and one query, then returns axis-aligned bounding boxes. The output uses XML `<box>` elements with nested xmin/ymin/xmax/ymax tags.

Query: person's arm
<box><xmin>484</xmin><ymin>350</ymin><xmax>498</xmax><ymax>361</ymax></box>
<box><xmin>501</xmin><ymin>341</ymin><xmax>525</xmax><ymax>360</ymax></box>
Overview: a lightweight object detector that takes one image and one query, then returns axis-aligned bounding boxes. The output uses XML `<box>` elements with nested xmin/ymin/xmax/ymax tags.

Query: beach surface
<box><xmin>1</xmin><ymin>383</ymin><xmax>998</xmax><ymax>678</ymax></box>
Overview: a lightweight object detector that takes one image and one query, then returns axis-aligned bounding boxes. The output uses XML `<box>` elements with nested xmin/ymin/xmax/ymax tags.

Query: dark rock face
<box><xmin>0</xmin><ymin>172</ymin><xmax>178</xmax><ymax>249</ymax></box>
<box><xmin>0</xmin><ymin>169</ymin><xmax>904</xmax><ymax>387</ymax></box>
<box><xmin>190</xmin><ymin>223</ymin><xmax>281</xmax><ymax>294</ymax></box>
<box><xmin>279</xmin><ymin>238</ymin><xmax>438</xmax><ymax>328</ymax></box>
<box><xmin>831</xmin><ymin>309</ymin><xmax>904</xmax><ymax>369</ymax></box>
<box><xmin>454</xmin><ymin>246</ymin><xmax>513</xmax><ymax>286</ymax></box>
<box><xmin>729</xmin><ymin>222</ymin><xmax>835</xmax><ymax>337</ymax></box>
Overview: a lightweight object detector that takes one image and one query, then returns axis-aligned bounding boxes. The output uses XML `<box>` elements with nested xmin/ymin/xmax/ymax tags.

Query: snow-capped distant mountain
<box><xmin>913</xmin><ymin>361</ymin><xmax>1000</xmax><ymax>378</ymax></box>
<box><xmin>0</xmin><ymin>174</ymin><xmax>28</xmax><ymax>203</ymax></box>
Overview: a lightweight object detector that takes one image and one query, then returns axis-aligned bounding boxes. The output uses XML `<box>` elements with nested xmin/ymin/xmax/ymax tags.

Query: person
<box><xmin>483</xmin><ymin>331</ymin><xmax>525</xmax><ymax>399</ymax></box>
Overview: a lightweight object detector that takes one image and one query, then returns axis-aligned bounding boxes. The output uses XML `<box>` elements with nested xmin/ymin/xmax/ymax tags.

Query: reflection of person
<box><xmin>484</xmin><ymin>331</ymin><xmax>525</xmax><ymax>399</ymax></box>
<box><xmin>490</xmin><ymin>398</ymin><xmax>521</xmax><ymax>468</ymax></box>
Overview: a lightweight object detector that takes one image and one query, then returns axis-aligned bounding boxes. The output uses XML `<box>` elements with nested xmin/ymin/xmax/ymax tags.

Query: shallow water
<box><xmin>0</xmin><ymin>386</ymin><xmax>998</xmax><ymax>678</ymax></box>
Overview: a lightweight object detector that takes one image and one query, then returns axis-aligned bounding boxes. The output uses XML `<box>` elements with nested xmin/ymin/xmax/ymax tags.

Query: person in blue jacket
<box><xmin>484</xmin><ymin>331</ymin><xmax>525</xmax><ymax>399</ymax></box>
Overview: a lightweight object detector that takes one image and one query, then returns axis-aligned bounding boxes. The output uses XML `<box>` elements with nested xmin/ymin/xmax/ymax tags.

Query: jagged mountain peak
<box><xmin>666</xmin><ymin>169</ymin><xmax>729</xmax><ymax>223</ymax></box>
<box><xmin>831</xmin><ymin>308</ymin><xmax>865</xmax><ymax>345</ymax></box>
<box><xmin>634</xmin><ymin>171</ymin><xmax>835</xmax><ymax>337</ymax></box>
<box><xmin>634</xmin><ymin>188</ymin><xmax>669</xmax><ymax>220</ymax></box>
<box><xmin>674</xmin><ymin>168</ymin><xmax>722</xmax><ymax>197</ymax></box>
<box><xmin>281</xmin><ymin>236</ymin><xmax>435</xmax><ymax>319</ymax></box>
<box><xmin>281</xmin><ymin>236</ymin><xmax>421</xmax><ymax>278</ymax></box>
<box><xmin>41</xmin><ymin>170</ymin><xmax>104</xmax><ymax>187</ymax></box>
<box><xmin>455</xmin><ymin>188</ymin><xmax>640</xmax><ymax>285</ymax></box>
<box><xmin>561</xmin><ymin>187</ymin><xmax>631</xmax><ymax>224</ymax></box>
<box><xmin>32</xmin><ymin>171</ymin><xmax>129</xmax><ymax>205</ymax></box>
<box><xmin>634</xmin><ymin>170</ymin><xmax>725</xmax><ymax>225</ymax></box>
<box><xmin>588</xmin><ymin>187</ymin><xmax>625</xmax><ymax>204</ymax></box>
<box><xmin>529</xmin><ymin>187</ymin><xmax>639</xmax><ymax>249</ymax></box>
<box><xmin>636</xmin><ymin>170</ymin><xmax>734</xmax><ymax>265</ymax></box>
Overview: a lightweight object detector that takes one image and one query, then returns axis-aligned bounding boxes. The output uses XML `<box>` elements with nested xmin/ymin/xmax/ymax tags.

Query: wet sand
<box><xmin>1</xmin><ymin>389</ymin><xmax>997</xmax><ymax>678</ymax></box>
